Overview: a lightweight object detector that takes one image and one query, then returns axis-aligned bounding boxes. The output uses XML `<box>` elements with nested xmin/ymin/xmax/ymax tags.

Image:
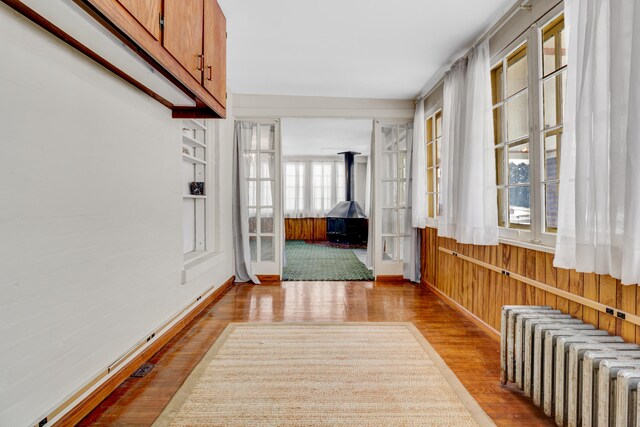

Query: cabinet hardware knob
<box><xmin>207</xmin><ymin>66</ymin><xmax>213</xmax><ymax>81</ymax></box>
<box><xmin>196</xmin><ymin>54</ymin><xmax>204</xmax><ymax>71</ymax></box>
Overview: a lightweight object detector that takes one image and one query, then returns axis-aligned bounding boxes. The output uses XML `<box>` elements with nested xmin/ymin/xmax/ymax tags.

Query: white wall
<box><xmin>0</xmin><ymin>5</ymin><xmax>234</xmax><ymax>426</ymax></box>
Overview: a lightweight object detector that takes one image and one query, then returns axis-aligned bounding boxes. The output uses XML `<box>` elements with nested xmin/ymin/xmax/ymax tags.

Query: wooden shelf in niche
<box><xmin>182</xmin><ymin>154</ymin><xmax>206</xmax><ymax>165</ymax></box>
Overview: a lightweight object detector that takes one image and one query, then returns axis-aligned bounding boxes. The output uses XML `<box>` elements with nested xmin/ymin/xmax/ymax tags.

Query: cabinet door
<box><xmin>117</xmin><ymin>0</ymin><xmax>161</xmax><ymax>40</ymax></box>
<box><xmin>203</xmin><ymin>0</ymin><xmax>226</xmax><ymax>107</ymax></box>
<box><xmin>163</xmin><ymin>0</ymin><xmax>204</xmax><ymax>82</ymax></box>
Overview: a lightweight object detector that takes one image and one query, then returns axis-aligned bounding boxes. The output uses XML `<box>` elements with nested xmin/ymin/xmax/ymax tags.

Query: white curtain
<box><xmin>283</xmin><ymin>159</ymin><xmax>345</xmax><ymax>218</ymax></box>
<box><xmin>438</xmin><ymin>41</ymin><xmax>498</xmax><ymax>245</ymax></box>
<box><xmin>411</xmin><ymin>101</ymin><xmax>427</xmax><ymax>228</ymax></box>
<box><xmin>232</xmin><ymin>121</ymin><xmax>259</xmax><ymax>283</ymax></box>
<box><xmin>555</xmin><ymin>0</ymin><xmax>640</xmax><ymax>285</ymax></box>
<box><xmin>366</xmin><ymin>122</ymin><xmax>376</xmax><ymax>269</ymax></box>
<box><xmin>403</xmin><ymin>123</ymin><xmax>420</xmax><ymax>282</ymax></box>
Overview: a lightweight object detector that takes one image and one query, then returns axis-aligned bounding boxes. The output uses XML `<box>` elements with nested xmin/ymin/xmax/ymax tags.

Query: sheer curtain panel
<box><xmin>555</xmin><ymin>0</ymin><xmax>640</xmax><ymax>285</ymax></box>
<box><xmin>438</xmin><ymin>41</ymin><xmax>498</xmax><ymax>245</ymax></box>
<box><xmin>411</xmin><ymin>101</ymin><xmax>427</xmax><ymax>229</ymax></box>
<box><xmin>232</xmin><ymin>121</ymin><xmax>259</xmax><ymax>283</ymax></box>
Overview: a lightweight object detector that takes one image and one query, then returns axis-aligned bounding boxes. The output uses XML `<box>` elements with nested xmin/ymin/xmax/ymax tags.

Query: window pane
<box><xmin>495</xmin><ymin>147</ymin><xmax>505</xmax><ymax>185</ymax></box>
<box><xmin>249</xmin><ymin>236</ymin><xmax>257</xmax><ymax>261</ymax></box>
<box><xmin>543</xmin><ymin>72</ymin><xmax>565</xmax><ymax>129</ymax></box>
<box><xmin>382</xmin><ymin>126</ymin><xmax>397</xmax><ymax>151</ymax></box>
<box><xmin>435</xmin><ymin>112</ymin><xmax>442</xmax><ymax>138</ymax></box>
<box><xmin>381</xmin><ymin>153</ymin><xmax>397</xmax><ymax>179</ymax></box>
<box><xmin>260</xmin><ymin>180</ymin><xmax>274</xmax><ymax>206</ymax></box>
<box><xmin>497</xmin><ymin>187</ymin><xmax>506</xmax><ymax>227</ymax></box>
<box><xmin>542</xmin><ymin>34</ymin><xmax>557</xmax><ymax>77</ymax></box>
<box><xmin>545</xmin><ymin>183</ymin><xmax>559</xmax><ymax>232</ymax></box>
<box><xmin>248</xmin><ymin>208</ymin><xmax>257</xmax><ymax>233</ymax></box>
<box><xmin>509</xmin><ymin>186</ymin><xmax>531</xmax><ymax>227</ymax></box>
<box><xmin>260</xmin><ymin>208</ymin><xmax>274</xmax><ymax>233</ymax></box>
<box><xmin>427</xmin><ymin>167</ymin><xmax>434</xmax><ymax>193</ymax></box>
<box><xmin>506</xmin><ymin>92</ymin><xmax>529</xmax><ymax>141</ymax></box>
<box><xmin>259</xmin><ymin>124</ymin><xmax>275</xmax><ymax>150</ymax></box>
<box><xmin>493</xmin><ymin>106</ymin><xmax>503</xmax><ymax>145</ymax></box>
<box><xmin>382</xmin><ymin>209</ymin><xmax>397</xmax><ymax>234</ymax></box>
<box><xmin>544</xmin><ymin>132</ymin><xmax>561</xmax><ymax>180</ymax></box>
<box><xmin>435</xmin><ymin>138</ymin><xmax>441</xmax><ymax>165</ymax></box>
<box><xmin>492</xmin><ymin>63</ymin><xmax>504</xmax><ymax>104</ymax></box>
<box><xmin>260</xmin><ymin>237</ymin><xmax>274</xmax><ymax>261</ymax></box>
<box><xmin>247</xmin><ymin>180</ymin><xmax>256</xmax><ymax>206</ymax></box>
<box><xmin>382</xmin><ymin>181</ymin><xmax>398</xmax><ymax>207</ymax></box>
<box><xmin>398</xmin><ymin>209</ymin><xmax>406</xmax><ymax>234</ymax></box>
<box><xmin>398</xmin><ymin>152</ymin><xmax>407</xmax><ymax>179</ymax></box>
<box><xmin>427</xmin><ymin>142</ymin><xmax>434</xmax><ymax>168</ymax></box>
<box><xmin>436</xmin><ymin>166</ymin><xmax>441</xmax><ymax>195</ymax></box>
<box><xmin>507</xmin><ymin>46</ymin><xmax>528</xmax><ymax>97</ymax></box>
<box><xmin>245</xmin><ymin>152</ymin><xmax>257</xmax><ymax>178</ymax></box>
<box><xmin>428</xmin><ymin>194</ymin><xmax>435</xmax><ymax>218</ymax></box>
<box><xmin>508</xmin><ymin>141</ymin><xmax>530</xmax><ymax>185</ymax></box>
<box><xmin>426</xmin><ymin>118</ymin><xmax>433</xmax><ymax>142</ymax></box>
<box><xmin>542</xmin><ymin>16</ymin><xmax>566</xmax><ymax>76</ymax></box>
<box><xmin>382</xmin><ymin>236</ymin><xmax>396</xmax><ymax>261</ymax></box>
<box><xmin>398</xmin><ymin>181</ymin><xmax>406</xmax><ymax>206</ymax></box>
<box><xmin>259</xmin><ymin>153</ymin><xmax>275</xmax><ymax>179</ymax></box>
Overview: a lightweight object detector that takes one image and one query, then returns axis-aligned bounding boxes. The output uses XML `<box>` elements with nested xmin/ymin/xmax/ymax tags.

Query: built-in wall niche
<box><xmin>182</xmin><ymin>119</ymin><xmax>207</xmax><ymax>255</ymax></box>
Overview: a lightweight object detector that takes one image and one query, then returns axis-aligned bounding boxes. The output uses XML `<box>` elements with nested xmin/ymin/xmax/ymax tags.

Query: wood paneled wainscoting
<box><xmin>285</xmin><ymin>218</ymin><xmax>327</xmax><ymax>241</ymax></box>
<box><xmin>420</xmin><ymin>227</ymin><xmax>640</xmax><ymax>344</ymax></box>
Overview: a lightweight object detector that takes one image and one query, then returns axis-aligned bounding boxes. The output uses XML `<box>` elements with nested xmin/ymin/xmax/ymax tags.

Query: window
<box><xmin>540</xmin><ymin>15</ymin><xmax>566</xmax><ymax>233</ymax></box>
<box><xmin>283</xmin><ymin>159</ymin><xmax>345</xmax><ymax>217</ymax></box>
<box><xmin>182</xmin><ymin>119</ymin><xmax>208</xmax><ymax>257</ymax></box>
<box><xmin>380</xmin><ymin>123</ymin><xmax>410</xmax><ymax>262</ymax></box>
<box><xmin>492</xmin><ymin>43</ymin><xmax>531</xmax><ymax>230</ymax></box>
<box><xmin>245</xmin><ymin>123</ymin><xmax>276</xmax><ymax>262</ymax></box>
<box><xmin>285</xmin><ymin>161</ymin><xmax>305</xmax><ymax>214</ymax></box>
<box><xmin>425</xmin><ymin>110</ymin><xmax>442</xmax><ymax>220</ymax></box>
<box><xmin>489</xmin><ymin>10</ymin><xmax>566</xmax><ymax>246</ymax></box>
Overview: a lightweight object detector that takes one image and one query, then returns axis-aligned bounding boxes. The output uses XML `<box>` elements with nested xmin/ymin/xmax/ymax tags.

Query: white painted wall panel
<box><xmin>0</xmin><ymin>5</ymin><xmax>234</xmax><ymax>426</ymax></box>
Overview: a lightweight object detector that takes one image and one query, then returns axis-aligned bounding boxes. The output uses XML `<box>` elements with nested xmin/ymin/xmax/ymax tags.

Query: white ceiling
<box><xmin>217</xmin><ymin>0</ymin><xmax>513</xmax><ymax>99</ymax></box>
<box><xmin>282</xmin><ymin>118</ymin><xmax>372</xmax><ymax>157</ymax></box>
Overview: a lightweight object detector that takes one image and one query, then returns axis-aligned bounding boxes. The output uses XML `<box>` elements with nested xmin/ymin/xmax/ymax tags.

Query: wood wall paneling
<box><xmin>285</xmin><ymin>218</ymin><xmax>327</xmax><ymax>241</ymax></box>
<box><xmin>420</xmin><ymin>226</ymin><xmax>640</xmax><ymax>341</ymax></box>
<box><xmin>116</xmin><ymin>0</ymin><xmax>161</xmax><ymax>40</ymax></box>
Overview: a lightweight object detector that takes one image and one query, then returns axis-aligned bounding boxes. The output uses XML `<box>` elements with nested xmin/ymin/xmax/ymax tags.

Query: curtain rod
<box><xmin>414</xmin><ymin>0</ymin><xmax>532</xmax><ymax>105</ymax></box>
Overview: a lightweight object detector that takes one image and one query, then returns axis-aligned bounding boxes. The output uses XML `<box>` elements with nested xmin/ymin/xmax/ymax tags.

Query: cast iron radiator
<box><xmin>500</xmin><ymin>306</ymin><xmax>640</xmax><ymax>426</ymax></box>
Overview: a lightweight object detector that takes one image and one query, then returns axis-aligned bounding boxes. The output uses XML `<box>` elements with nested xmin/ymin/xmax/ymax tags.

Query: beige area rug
<box><xmin>154</xmin><ymin>322</ymin><xmax>494</xmax><ymax>426</ymax></box>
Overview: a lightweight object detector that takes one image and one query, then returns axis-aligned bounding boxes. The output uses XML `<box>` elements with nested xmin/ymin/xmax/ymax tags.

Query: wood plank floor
<box><xmin>79</xmin><ymin>281</ymin><xmax>553</xmax><ymax>426</ymax></box>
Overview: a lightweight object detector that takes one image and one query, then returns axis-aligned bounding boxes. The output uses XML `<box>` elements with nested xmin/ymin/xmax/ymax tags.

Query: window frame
<box><xmin>425</xmin><ymin>107</ymin><xmax>442</xmax><ymax>228</ymax></box>
<box><xmin>489</xmin><ymin>4</ymin><xmax>565</xmax><ymax>249</ymax></box>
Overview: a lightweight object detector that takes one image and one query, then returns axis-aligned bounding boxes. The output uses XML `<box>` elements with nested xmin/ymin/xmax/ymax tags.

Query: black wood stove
<box><xmin>326</xmin><ymin>151</ymin><xmax>368</xmax><ymax>245</ymax></box>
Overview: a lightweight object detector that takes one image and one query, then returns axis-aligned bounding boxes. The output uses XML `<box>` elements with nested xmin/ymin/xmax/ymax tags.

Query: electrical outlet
<box><xmin>606</xmin><ymin>307</ymin><xmax>614</xmax><ymax>315</ymax></box>
<box><xmin>39</xmin><ymin>418</ymin><xmax>47</xmax><ymax>427</ymax></box>
<box><xmin>617</xmin><ymin>311</ymin><xmax>626</xmax><ymax>320</ymax></box>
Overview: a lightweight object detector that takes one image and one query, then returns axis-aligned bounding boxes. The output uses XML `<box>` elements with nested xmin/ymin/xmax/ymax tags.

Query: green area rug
<box><xmin>282</xmin><ymin>240</ymin><xmax>374</xmax><ymax>281</ymax></box>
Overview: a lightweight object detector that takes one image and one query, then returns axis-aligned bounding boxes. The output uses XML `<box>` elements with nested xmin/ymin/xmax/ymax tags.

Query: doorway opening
<box><xmin>282</xmin><ymin>118</ymin><xmax>373</xmax><ymax>281</ymax></box>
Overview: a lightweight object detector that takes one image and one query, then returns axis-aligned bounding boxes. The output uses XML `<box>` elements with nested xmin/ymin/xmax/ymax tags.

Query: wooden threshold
<box><xmin>375</xmin><ymin>275</ymin><xmax>405</xmax><ymax>282</ymax></box>
<box><xmin>257</xmin><ymin>275</ymin><xmax>282</xmax><ymax>284</ymax></box>
<box><xmin>45</xmin><ymin>277</ymin><xmax>235</xmax><ymax>427</ymax></box>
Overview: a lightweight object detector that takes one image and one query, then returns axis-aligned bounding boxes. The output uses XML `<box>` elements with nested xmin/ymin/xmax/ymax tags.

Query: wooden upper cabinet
<box><xmin>203</xmin><ymin>0</ymin><xmax>227</xmax><ymax>107</ymax></box>
<box><xmin>116</xmin><ymin>0</ymin><xmax>161</xmax><ymax>40</ymax></box>
<box><xmin>163</xmin><ymin>0</ymin><xmax>204</xmax><ymax>82</ymax></box>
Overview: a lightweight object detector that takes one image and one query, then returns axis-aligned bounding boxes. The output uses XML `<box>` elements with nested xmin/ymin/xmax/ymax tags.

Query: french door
<box><xmin>244</xmin><ymin>120</ymin><xmax>282</xmax><ymax>276</ymax></box>
<box><xmin>374</xmin><ymin>120</ymin><xmax>411</xmax><ymax>276</ymax></box>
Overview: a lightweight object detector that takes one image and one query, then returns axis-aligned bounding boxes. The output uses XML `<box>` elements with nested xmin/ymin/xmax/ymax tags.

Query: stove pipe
<box><xmin>339</xmin><ymin>151</ymin><xmax>360</xmax><ymax>202</ymax></box>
